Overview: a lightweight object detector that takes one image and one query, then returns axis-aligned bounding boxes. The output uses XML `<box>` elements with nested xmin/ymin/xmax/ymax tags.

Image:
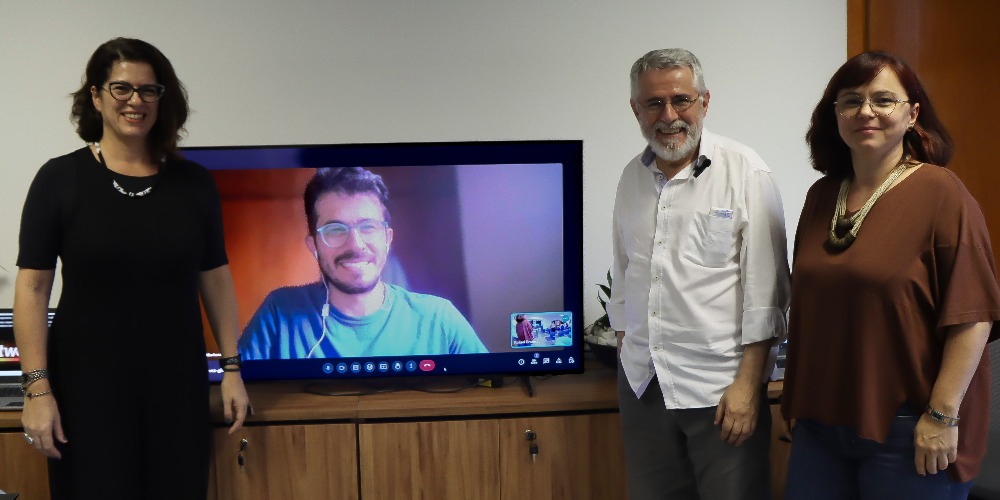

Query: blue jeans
<box><xmin>784</xmin><ymin>410</ymin><xmax>973</xmax><ymax>500</ymax></box>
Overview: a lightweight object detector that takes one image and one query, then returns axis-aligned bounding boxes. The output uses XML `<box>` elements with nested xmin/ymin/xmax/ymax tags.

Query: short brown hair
<box><xmin>71</xmin><ymin>37</ymin><xmax>189</xmax><ymax>161</ymax></box>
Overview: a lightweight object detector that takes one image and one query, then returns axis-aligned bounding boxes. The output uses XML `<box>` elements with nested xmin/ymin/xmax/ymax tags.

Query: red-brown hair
<box><xmin>805</xmin><ymin>51</ymin><xmax>954</xmax><ymax>177</ymax></box>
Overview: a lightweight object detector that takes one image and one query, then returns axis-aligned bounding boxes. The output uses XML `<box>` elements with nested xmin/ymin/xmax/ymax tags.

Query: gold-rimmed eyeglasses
<box><xmin>833</xmin><ymin>92</ymin><xmax>910</xmax><ymax>118</ymax></box>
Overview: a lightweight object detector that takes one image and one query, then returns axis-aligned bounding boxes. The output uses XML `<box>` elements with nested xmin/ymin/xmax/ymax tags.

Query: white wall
<box><xmin>0</xmin><ymin>0</ymin><xmax>845</xmax><ymax>323</ymax></box>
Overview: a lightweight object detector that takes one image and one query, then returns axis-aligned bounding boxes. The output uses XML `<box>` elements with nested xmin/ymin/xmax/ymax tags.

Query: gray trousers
<box><xmin>618</xmin><ymin>363</ymin><xmax>772</xmax><ymax>500</ymax></box>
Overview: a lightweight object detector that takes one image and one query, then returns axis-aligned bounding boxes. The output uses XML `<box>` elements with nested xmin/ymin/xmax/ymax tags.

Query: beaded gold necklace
<box><xmin>828</xmin><ymin>155</ymin><xmax>916</xmax><ymax>249</ymax></box>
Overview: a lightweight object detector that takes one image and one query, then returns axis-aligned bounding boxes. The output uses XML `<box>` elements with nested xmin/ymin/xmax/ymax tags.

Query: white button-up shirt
<box><xmin>609</xmin><ymin>128</ymin><xmax>790</xmax><ymax>409</ymax></box>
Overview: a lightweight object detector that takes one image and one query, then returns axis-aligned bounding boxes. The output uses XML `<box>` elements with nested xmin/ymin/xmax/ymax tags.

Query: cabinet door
<box><xmin>0</xmin><ymin>431</ymin><xmax>50</xmax><ymax>499</ymax></box>
<box><xmin>359</xmin><ymin>419</ymin><xmax>500</xmax><ymax>500</ymax></box>
<box><xmin>212</xmin><ymin>423</ymin><xmax>357</xmax><ymax>500</ymax></box>
<box><xmin>499</xmin><ymin>413</ymin><xmax>628</xmax><ymax>500</ymax></box>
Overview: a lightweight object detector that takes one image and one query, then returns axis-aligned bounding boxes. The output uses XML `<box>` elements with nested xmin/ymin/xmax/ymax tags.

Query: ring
<box><xmin>23</xmin><ymin>433</ymin><xmax>34</xmax><ymax>445</ymax></box>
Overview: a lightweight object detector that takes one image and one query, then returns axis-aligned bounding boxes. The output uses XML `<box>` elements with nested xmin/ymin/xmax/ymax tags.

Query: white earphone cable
<box><xmin>306</xmin><ymin>280</ymin><xmax>331</xmax><ymax>359</ymax></box>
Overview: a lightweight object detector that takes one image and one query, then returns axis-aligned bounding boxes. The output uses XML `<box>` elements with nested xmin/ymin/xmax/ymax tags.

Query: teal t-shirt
<box><xmin>238</xmin><ymin>282</ymin><xmax>487</xmax><ymax>359</ymax></box>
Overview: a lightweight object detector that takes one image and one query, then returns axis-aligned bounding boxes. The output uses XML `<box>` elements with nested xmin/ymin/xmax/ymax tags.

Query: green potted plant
<box><xmin>584</xmin><ymin>270</ymin><xmax>618</xmax><ymax>368</ymax></box>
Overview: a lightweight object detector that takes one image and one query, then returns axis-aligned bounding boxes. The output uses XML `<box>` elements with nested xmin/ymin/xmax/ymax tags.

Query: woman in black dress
<box><xmin>14</xmin><ymin>37</ymin><xmax>250</xmax><ymax>499</ymax></box>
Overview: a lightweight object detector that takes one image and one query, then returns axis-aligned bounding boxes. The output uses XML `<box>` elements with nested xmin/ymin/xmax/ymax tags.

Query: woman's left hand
<box><xmin>914</xmin><ymin>413</ymin><xmax>958</xmax><ymax>475</ymax></box>
<box><xmin>220</xmin><ymin>372</ymin><xmax>251</xmax><ymax>434</ymax></box>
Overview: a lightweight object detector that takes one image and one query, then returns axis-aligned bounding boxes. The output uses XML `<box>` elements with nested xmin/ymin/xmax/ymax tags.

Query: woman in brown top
<box><xmin>781</xmin><ymin>51</ymin><xmax>1000</xmax><ymax>499</ymax></box>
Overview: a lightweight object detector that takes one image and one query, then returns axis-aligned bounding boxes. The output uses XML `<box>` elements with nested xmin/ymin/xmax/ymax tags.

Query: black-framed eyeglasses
<box><xmin>833</xmin><ymin>92</ymin><xmax>910</xmax><ymax>118</ymax></box>
<box><xmin>316</xmin><ymin>220</ymin><xmax>389</xmax><ymax>248</ymax></box>
<box><xmin>639</xmin><ymin>95</ymin><xmax>702</xmax><ymax>115</ymax></box>
<box><xmin>104</xmin><ymin>81</ymin><xmax>166</xmax><ymax>103</ymax></box>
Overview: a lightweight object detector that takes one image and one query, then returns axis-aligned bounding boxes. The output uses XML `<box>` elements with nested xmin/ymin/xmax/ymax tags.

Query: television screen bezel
<box><xmin>184</xmin><ymin>140</ymin><xmax>585</xmax><ymax>384</ymax></box>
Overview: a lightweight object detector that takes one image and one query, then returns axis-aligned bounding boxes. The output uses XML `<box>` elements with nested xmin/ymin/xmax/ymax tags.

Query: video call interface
<box><xmin>188</xmin><ymin>144</ymin><xmax>584</xmax><ymax>381</ymax></box>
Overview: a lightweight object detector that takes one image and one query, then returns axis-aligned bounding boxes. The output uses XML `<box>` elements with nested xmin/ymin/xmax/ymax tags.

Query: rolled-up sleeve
<box><xmin>739</xmin><ymin>169</ymin><xmax>791</xmax><ymax>345</ymax></box>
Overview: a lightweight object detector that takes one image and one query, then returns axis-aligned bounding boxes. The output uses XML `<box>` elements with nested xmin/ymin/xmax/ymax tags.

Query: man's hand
<box><xmin>714</xmin><ymin>379</ymin><xmax>759</xmax><ymax>446</ymax></box>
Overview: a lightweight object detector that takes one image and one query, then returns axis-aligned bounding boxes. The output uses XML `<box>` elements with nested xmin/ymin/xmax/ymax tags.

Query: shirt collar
<box><xmin>640</xmin><ymin>127</ymin><xmax>716</xmax><ymax>179</ymax></box>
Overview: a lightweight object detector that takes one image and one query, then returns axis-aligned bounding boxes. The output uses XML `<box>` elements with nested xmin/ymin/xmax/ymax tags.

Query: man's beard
<box><xmin>322</xmin><ymin>250</ymin><xmax>381</xmax><ymax>295</ymax></box>
<box><xmin>642</xmin><ymin>119</ymin><xmax>702</xmax><ymax>162</ymax></box>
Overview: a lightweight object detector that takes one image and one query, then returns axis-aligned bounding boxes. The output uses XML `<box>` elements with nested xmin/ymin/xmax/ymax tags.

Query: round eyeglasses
<box><xmin>639</xmin><ymin>95</ymin><xmax>702</xmax><ymax>115</ymax></box>
<box><xmin>833</xmin><ymin>92</ymin><xmax>910</xmax><ymax>118</ymax></box>
<box><xmin>104</xmin><ymin>82</ymin><xmax>166</xmax><ymax>103</ymax></box>
<box><xmin>316</xmin><ymin>220</ymin><xmax>389</xmax><ymax>248</ymax></box>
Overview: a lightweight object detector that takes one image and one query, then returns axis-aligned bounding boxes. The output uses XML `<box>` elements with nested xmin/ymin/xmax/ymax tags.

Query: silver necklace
<box><xmin>828</xmin><ymin>155</ymin><xmax>916</xmax><ymax>249</ymax></box>
<box><xmin>93</xmin><ymin>142</ymin><xmax>159</xmax><ymax>198</ymax></box>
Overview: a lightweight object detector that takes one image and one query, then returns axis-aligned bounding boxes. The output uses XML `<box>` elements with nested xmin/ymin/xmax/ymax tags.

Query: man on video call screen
<box><xmin>237</xmin><ymin>167</ymin><xmax>487</xmax><ymax>360</ymax></box>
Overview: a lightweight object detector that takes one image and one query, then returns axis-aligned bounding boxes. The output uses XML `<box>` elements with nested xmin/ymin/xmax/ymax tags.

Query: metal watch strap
<box><xmin>925</xmin><ymin>406</ymin><xmax>960</xmax><ymax>427</ymax></box>
<box><xmin>20</xmin><ymin>369</ymin><xmax>49</xmax><ymax>389</ymax></box>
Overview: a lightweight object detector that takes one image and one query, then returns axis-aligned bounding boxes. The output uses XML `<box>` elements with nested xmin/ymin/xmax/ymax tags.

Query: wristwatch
<box><xmin>220</xmin><ymin>355</ymin><xmax>242</xmax><ymax>372</ymax></box>
<box><xmin>20</xmin><ymin>369</ymin><xmax>49</xmax><ymax>389</ymax></box>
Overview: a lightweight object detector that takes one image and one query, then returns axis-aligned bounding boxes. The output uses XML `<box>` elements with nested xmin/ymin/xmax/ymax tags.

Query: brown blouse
<box><xmin>781</xmin><ymin>164</ymin><xmax>1000</xmax><ymax>482</ymax></box>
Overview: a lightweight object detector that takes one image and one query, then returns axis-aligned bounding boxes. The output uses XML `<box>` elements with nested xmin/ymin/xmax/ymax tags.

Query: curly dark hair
<box><xmin>303</xmin><ymin>167</ymin><xmax>391</xmax><ymax>233</ymax></box>
<box><xmin>805</xmin><ymin>51</ymin><xmax>953</xmax><ymax>178</ymax></box>
<box><xmin>70</xmin><ymin>37</ymin><xmax>188</xmax><ymax>161</ymax></box>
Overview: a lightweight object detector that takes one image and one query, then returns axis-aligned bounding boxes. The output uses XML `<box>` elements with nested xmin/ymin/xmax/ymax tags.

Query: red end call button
<box><xmin>418</xmin><ymin>359</ymin><xmax>436</xmax><ymax>372</ymax></box>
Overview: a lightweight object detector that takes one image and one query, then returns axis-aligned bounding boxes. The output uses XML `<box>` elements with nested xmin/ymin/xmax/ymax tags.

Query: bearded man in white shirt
<box><xmin>610</xmin><ymin>48</ymin><xmax>791</xmax><ymax>500</ymax></box>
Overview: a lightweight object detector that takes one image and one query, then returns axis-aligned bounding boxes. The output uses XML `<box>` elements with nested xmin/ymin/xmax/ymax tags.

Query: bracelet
<box><xmin>24</xmin><ymin>389</ymin><xmax>53</xmax><ymax>400</ymax></box>
<box><xmin>23</xmin><ymin>378</ymin><xmax>44</xmax><ymax>390</ymax></box>
<box><xmin>221</xmin><ymin>365</ymin><xmax>242</xmax><ymax>372</ymax></box>
<box><xmin>219</xmin><ymin>355</ymin><xmax>242</xmax><ymax>368</ymax></box>
<box><xmin>925</xmin><ymin>406</ymin><xmax>960</xmax><ymax>427</ymax></box>
<box><xmin>20</xmin><ymin>369</ymin><xmax>49</xmax><ymax>390</ymax></box>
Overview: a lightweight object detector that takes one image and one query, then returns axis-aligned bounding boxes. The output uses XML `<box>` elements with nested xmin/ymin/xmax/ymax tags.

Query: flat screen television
<box><xmin>184</xmin><ymin>140</ymin><xmax>584</xmax><ymax>386</ymax></box>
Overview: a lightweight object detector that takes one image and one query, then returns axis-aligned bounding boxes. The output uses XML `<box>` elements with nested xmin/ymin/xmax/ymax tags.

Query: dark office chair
<box><xmin>970</xmin><ymin>339</ymin><xmax>1000</xmax><ymax>500</ymax></box>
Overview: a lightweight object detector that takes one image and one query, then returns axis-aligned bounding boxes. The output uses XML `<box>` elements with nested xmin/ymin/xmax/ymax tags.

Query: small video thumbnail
<box><xmin>510</xmin><ymin>311</ymin><xmax>572</xmax><ymax>348</ymax></box>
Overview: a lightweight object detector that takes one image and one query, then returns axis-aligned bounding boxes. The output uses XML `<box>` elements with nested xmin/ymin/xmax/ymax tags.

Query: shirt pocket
<box><xmin>682</xmin><ymin>209</ymin><xmax>736</xmax><ymax>268</ymax></box>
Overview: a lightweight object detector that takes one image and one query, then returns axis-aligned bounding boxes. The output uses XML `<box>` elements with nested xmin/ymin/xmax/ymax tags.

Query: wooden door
<box><xmin>359</xmin><ymin>419</ymin><xmax>500</xmax><ymax>500</ymax></box>
<box><xmin>850</xmin><ymin>0</ymin><xmax>1000</xmax><ymax>263</ymax></box>
<box><xmin>211</xmin><ymin>423</ymin><xmax>358</xmax><ymax>500</ymax></box>
<box><xmin>499</xmin><ymin>413</ymin><xmax>628</xmax><ymax>500</ymax></box>
<box><xmin>0</xmin><ymin>430</ymin><xmax>49</xmax><ymax>499</ymax></box>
